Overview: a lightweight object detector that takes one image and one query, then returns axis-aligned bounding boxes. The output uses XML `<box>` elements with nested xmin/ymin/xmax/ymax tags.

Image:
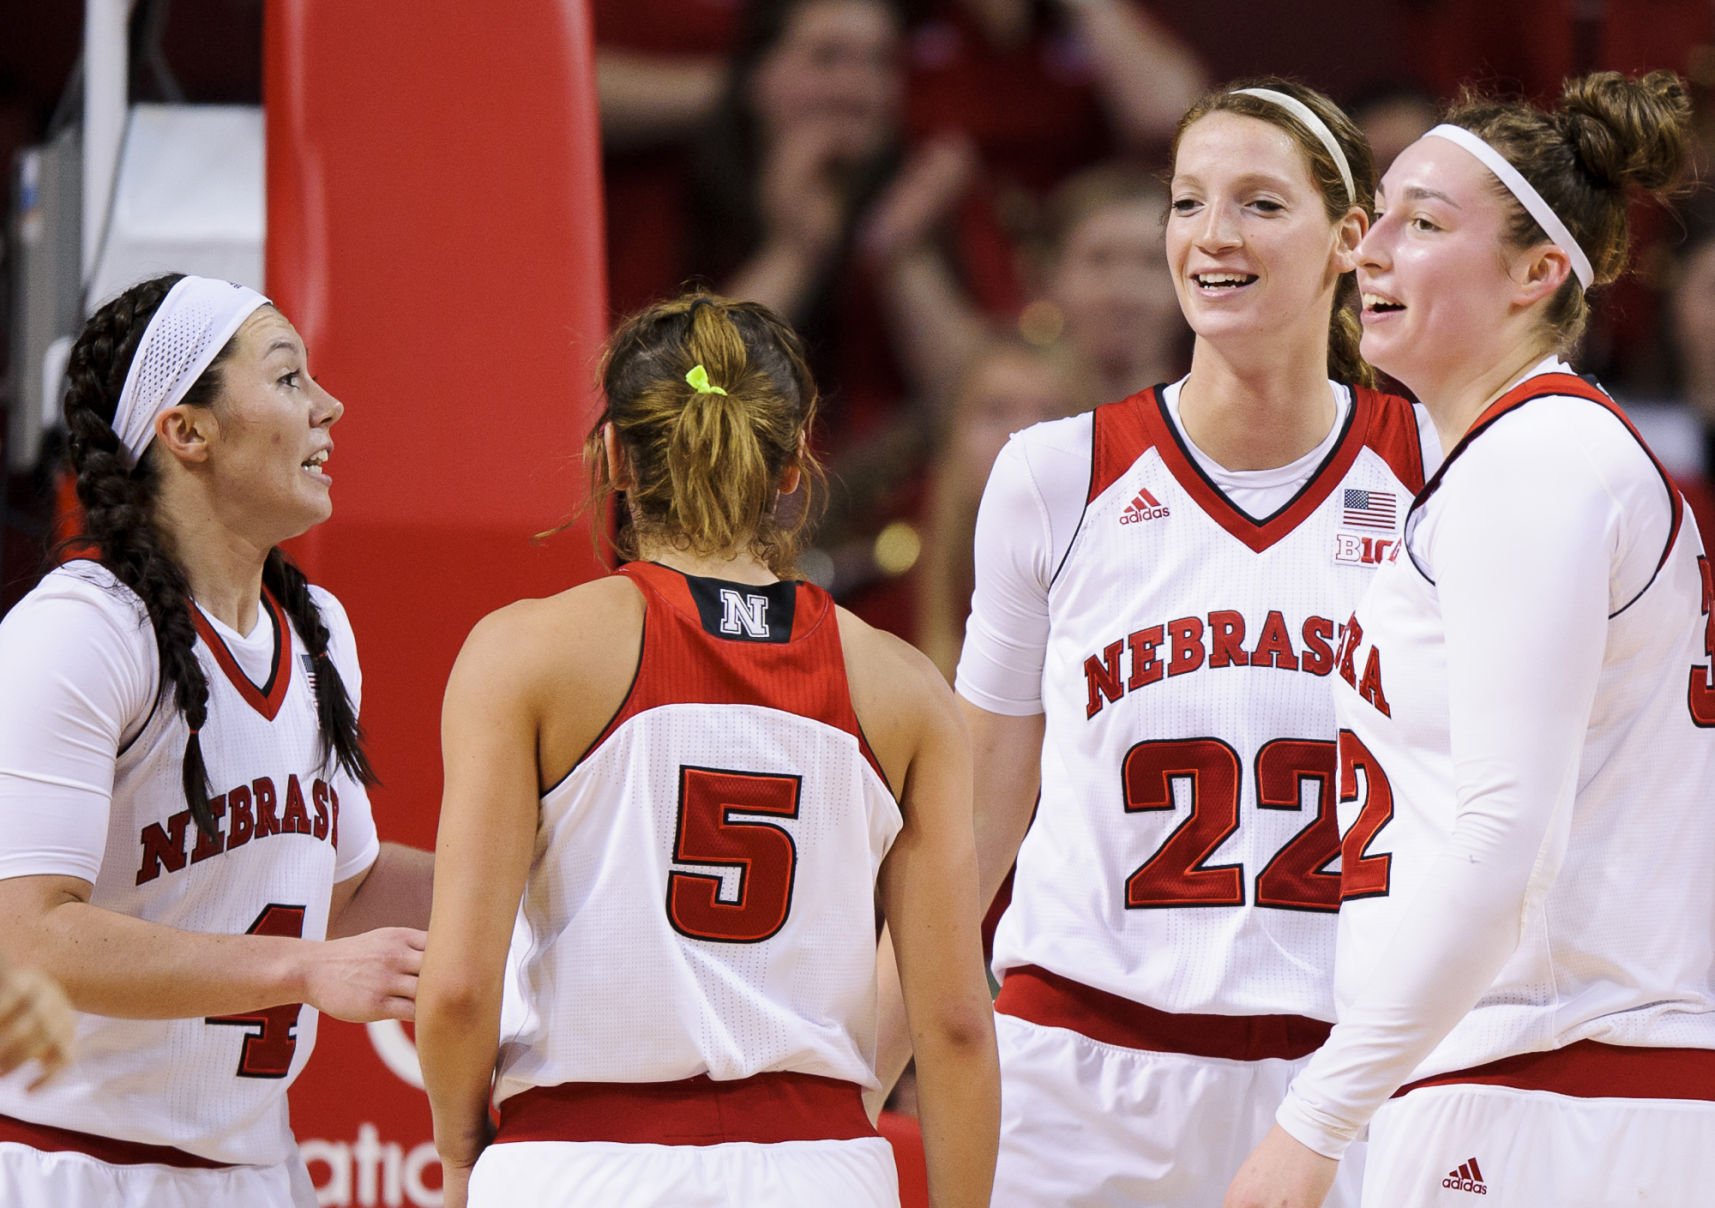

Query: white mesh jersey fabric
<box><xmin>1289</xmin><ymin>378</ymin><xmax>1715</xmax><ymax>1147</ymax></box>
<box><xmin>0</xmin><ymin>562</ymin><xmax>378</xmax><ymax>1165</ymax></box>
<box><xmin>494</xmin><ymin>701</ymin><xmax>901</xmax><ymax>1103</ymax></box>
<box><xmin>987</xmin><ymin>385</ymin><xmax>1434</xmax><ymax>1019</ymax></box>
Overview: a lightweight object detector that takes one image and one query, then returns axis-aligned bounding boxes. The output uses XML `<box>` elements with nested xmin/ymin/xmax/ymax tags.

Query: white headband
<box><xmin>1234</xmin><ymin>87</ymin><xmax>1355</xmax><ymax>205</ymax></box>
<box><xmin>1421</xmin><ymin>123</ymin><xmax>1594</xmax><ymax>289</ymax></box>
<box><xmin>111</xmin><ymin>275</ymin><xmax>271</xmax><ymax>466</ymax></box>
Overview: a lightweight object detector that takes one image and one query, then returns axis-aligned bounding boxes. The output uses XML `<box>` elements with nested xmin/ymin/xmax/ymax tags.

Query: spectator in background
<box><xmin>1348</xmin><ymin>82</ymin><xmax>1438</xmax><ymax>175</ymax></box>
<box><xmin>1025</xmin><ymin>165</ymin><xmax>1186</xmax><ymax>405</ymax></box>
<box><xmin>906</xmin><ymin>0</ymin><xmax>1205</xmax><ymax>196</ymax></box>
<box><xmin>1635</xmin><ymin>198</ymin><xmax>1715</xmax><ymax>541</ymax></box>
<box><xmin>590</xmin><ymin>0</ymin><xmax>738</xmax><ymax>316</ymax></box>
<box><xmin>915</xmin><ymin>339</ymin><xmax>1083</xmax><ymax>678</ymax></box>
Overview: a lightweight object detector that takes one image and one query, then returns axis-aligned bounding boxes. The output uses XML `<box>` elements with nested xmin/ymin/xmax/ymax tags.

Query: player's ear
<box><xmin>603</xmin><ymin>423</ymin><xmax>634</xmax><ymax>491</ymax></box>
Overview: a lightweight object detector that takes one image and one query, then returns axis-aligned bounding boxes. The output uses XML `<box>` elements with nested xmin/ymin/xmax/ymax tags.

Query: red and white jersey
<box><xmin>1279</xmin><ymin>364</ymin><xmax>1715</xmax><ymax>1158</ymax></box>
<box><xmin>962</xmin><ymin>380</ymin><xmax>1435</xmax><ymax>1019</ymax></box>
<box><xmin>492</xmin><ymin>562</ymin><xmax>901</xmax><ymax>1105</ymax></box>
<box><xmin>0</xmin><ymin>560</ymin><xmax>379</xmax><ymax>1165</ymax></box>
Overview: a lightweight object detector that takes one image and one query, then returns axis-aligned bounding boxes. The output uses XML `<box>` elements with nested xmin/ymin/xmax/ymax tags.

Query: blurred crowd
<box><xmin>3</xmin><ymin>0</ymin><xmax>1715</xmax><ymax>622</ymax></box>
<box><xmin>590</xmin><ymin>0</ymin><xmax>1715</xmax><ymax>647</ymax></box>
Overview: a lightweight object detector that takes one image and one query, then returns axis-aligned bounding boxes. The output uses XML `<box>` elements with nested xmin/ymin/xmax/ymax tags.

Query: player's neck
<box><xmin>152</xmin><ymin>480</ymin><xmax>273</xmax><ymax>635</ymax></box>
<box><xmin>635</xmin><ymin>540</ymin><xmax>780</xmax><ymax>586</ymax></box>
<box><xmin>1178</xmin><ymin>338</ymin><xmax>1337</xmax><ymax>472</ymax></box>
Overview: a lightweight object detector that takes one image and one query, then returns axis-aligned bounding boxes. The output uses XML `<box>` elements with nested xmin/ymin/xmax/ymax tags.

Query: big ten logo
<box><xmin>1333</xmin><ymin>532</ymin><xmax>1394</xmax><ymax>566</ymax></box>
<box><xmin>304</xmin><ymin>1021</ymin><xmax>439</xmax><ymax>1206</ymax></box>
<box><xmin>302</xmin><ymin>1122</ymin><xmax>440</xmax><ymax>1207</ymax></box>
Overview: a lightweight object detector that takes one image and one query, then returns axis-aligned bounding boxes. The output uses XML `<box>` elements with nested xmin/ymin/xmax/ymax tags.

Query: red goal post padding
<box><xmin>264</xmin><ymin>4</ymin><xmax>607</xmax><ymax>1202</ymax></box>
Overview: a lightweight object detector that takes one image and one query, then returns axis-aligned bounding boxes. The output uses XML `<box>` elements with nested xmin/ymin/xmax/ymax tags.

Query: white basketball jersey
<box><xmin>493</xmin><ymin>562</ymin><xmax>902</xmax><ymax>1105</ymax></box>
<box><xmin>1332</xmin><ymin>371</ymin><xmax>1715</xmax><ymax>1078</ymax></box>
<box><xmin>992</xmin><ymin>383</ymin><xmax>1432</xmax><ymax>1019</ymax></box>
<box><xmin>0</xmin><ymin>563</ymin><xmax>378</xmax><ymax>1165</ymax></box>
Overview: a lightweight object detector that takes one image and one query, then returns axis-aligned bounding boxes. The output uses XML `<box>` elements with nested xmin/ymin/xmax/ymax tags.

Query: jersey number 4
<box><xmin>1122</xmin><ymin>733</ymin><xmax>1392</xmax><ymax>911</ymax></box>
<box><xmin>205</xmin><ymin>903</ymin><xmax>307</xmax><ymax>1078</ymax></box>
<box><xmin>666</xmin><ymin>766</ymin><xmax>801</xmax><ymax>944</ymax></box>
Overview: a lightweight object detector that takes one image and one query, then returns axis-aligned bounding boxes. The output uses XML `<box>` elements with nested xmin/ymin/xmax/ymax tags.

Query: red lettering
<box><xmin>1334</xmin><ymin>615</ymin><xmax>1363</xmax><ymax>688</ymax></box>
<box><xmin>281</xmin><ymin>774</ymin><xmax>312</xmax><ymax>836</ymax></box>
<box><xmin>190</xmin><ymin>797</ymin><xmax>227</xmax><ymax>864</ymax></box>
<box><xmin>1251</xmin><ymin>610</ymin><xmax>1300</xmax><ymax>671</ymax></box>
<box><xmin>1207</xmin><ymin>610</ymin><xmax>1249</xmax><ymax>668</ymax></box>
<box><xmin>311</xmin><ymin>779</ymin><xmax>331</xmax><ymax>841</ymax></box>
<box><xmin>1084</xmin><ymin>641</ymin><xmax>1126</xmax><ymax>719</ymax></box>
<box><xmin>228</xmin><ymin>784</ymin><xmax>255</xmax><ymax>848</ymax></box>
<box><xmin>330</xmin><ymin>785</ymin><xmax>341</xmax><ymax>849</ymax></box>
<box><xmin>253</xmin><ymin>777</ymin><xmax>281</xmax><ymax>838</ymax></box>
<box><xmin>136</xmin><ymin>811</ymin><xmax>193</xmax><ymax>885</ymax></box>
<box><xmin>1692</xmin><ymin>555</ymin><xmax>1715</xmax><ymax>728</ymax></box>
<box><xmin>1167</xmin><ymin>616</ymin><xmax>1205</xmax><ymax>676</ymax></box>
<box><xmin>1126</xmin><ymin>626</ymin><xmax>1164</xmax><ymax>690</ymax></box>
<box><xmin>1359</xmin><ymin>647</ymin><xmax>1391</xmax><ymax>717</ymax></box>
<box><xmin>1300</xmin><ymin>616</ymin><xmax>1335</xmax><ymax>677</ymax></box>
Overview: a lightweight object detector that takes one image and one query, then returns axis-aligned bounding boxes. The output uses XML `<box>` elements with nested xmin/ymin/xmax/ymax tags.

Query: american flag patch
<box><xmin>1342</xmin><ymin>489</ymin><xmax>1397</xmax><ymax>530</ymax></box>
<box><xmin>300</xmin><ymin>653</ymin><xmax>318</xmax><ymax>693</ymax></box>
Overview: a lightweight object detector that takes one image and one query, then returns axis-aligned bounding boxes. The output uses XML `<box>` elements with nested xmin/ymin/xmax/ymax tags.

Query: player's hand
<box><xmin>1224</xmin><ymin>1124</ymin><xmax>1339</xmax><ymax>1208</ymax></box>
<box><xmin>303</xmin><ymin>927</ymin><xmax>426</xmax><ymax>1023</ymax></box>
<box><xmin>0</xmin><ymin>965</ymin><xmax>75</xmax><ymax>1090</ymax></box>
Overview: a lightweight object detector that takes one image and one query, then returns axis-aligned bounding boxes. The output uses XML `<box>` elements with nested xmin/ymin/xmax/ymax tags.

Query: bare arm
<box><xmin>418</xmin><ymin>615</ymin><xmax>543</xmax><ymax>1207</ymax></box>
<box><xmin>1058</xmin><ymin>0</ymin><xmax>1206</xmax><ymax>151</ymax></box>
<box><xmin>865</xmin><ymin>137</ymin><xmax>992</xmax><ymax>410</ymax></box>
<box><xmin>877</xmin><ymin>654</ymin><xmax>1000</xmax><ymax>1208</ymax></box>
<box><xmin>0</xmin><ymin>874</ymin><xmax>422</xmax><ymax>1023</ymax></box>
<box><xmin>328</xmin><ymin>841</ymin><xmax>434</xmax><ymax>937</ymax></box>
<box><xmin>596</xmin><ymin>52</ymin><xmax>724</xmax><ymax>150</ymax></box>
<box><xmin>869</xmin><ymin>699</ymin><xmax>1041</xmax><ymax>1112</ymax></box>
<box><xmin>964</xmin><ymin>700</ymin><xmax>1044</xmax><ymax>911</ymax></box>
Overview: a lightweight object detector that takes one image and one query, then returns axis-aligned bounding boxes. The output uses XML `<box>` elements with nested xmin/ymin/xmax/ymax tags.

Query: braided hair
<box><xmin>62</xmin><ymin>274</ymin><xmax>376</xmax><ymax>838</ymax></box>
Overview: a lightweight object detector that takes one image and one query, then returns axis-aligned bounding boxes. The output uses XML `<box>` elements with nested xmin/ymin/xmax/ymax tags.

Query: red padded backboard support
<box><xmin>265</xmin><ymin>4</ymin><xmax>606</xmax><ymax>1197</ymax></box>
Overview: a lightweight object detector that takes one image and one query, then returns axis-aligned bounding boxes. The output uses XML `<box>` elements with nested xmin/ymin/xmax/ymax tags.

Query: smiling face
<box><xmin>1357</xmin><ymin>136</ymin><xmax>1553</xmax><ymax>401</ymax></box>
<box><xmin>171</xmin><ymin>307</ymin><xmax>344</xmax><ymax>545</ymax></box>
<box><xmin>1167</xmin><ymin>112</ymin><xmax>1358</xmax><ymax>357</ymax></box>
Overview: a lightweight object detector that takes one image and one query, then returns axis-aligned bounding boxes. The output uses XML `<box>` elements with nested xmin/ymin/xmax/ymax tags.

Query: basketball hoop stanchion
<box><xmin>264</xmin><ymin>4</ymin><xmax>606</xmax><ymax>1203</ymax></box>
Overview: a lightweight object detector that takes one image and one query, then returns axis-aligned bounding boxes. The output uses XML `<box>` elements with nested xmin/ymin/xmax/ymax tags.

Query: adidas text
<box><xmin>1441</xmin><ymin>1158</ymin><xmax>1487</xmax><ymax>1195</ymax></box>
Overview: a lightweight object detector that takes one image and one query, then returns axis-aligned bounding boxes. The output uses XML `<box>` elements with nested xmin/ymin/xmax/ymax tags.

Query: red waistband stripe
<box><xmin>0</xmin><ymin>1113</ymin><xmax>234</xmax><ymax>1169</ymax></box>
<box><xmin>493</xmin><ymin>1072</ymin><xmax>879</xmax><ymax>1147</ymax></box>
<box><xmin>1396</xmin><ymin>1039</ymin><xmax>1715</xmax><ymax>1102</ymax></box>
<box><xmin>995</xmin><ymin>964</ymin><xmax>1332</xmax><ymax>1062</ymax></box>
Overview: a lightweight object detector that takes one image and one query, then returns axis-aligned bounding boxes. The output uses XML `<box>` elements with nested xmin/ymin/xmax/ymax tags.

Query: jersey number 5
<box><xmin>205</xmin><ymin>903</ymin><xmax>307</xmax><ymax>1078</ymax></box>
<box><xmin>666</xmin><ymin>766</ymin><xmax>801</xmax><ymax>944</ymax></box>
<box><xmin>1122</xmin><ymin>734</ymin><xmax>1392</xmax><ymax>911</ymax></box>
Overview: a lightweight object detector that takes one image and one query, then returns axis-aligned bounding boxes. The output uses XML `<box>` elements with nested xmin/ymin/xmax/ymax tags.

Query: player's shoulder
<box><xmin>3</xmin><ymin>559</ymin><xmax>150</xmax><ymax>640</ymax></box>
<box><xmin>456</xmin><ymin>574</ymin><xmax>644</xmax><ymax>690</ymax></box>
<box><xmin>835</xmin><ymin>605</ymin><xmax>956</xmax><ymax>713</ymax></box>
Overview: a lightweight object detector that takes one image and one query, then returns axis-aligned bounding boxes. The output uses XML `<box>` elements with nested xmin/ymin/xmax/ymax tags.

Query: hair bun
<box><xmin>1560</xmin><ymin>70</ymin><xmax>1691</xmax><ymax>196</ymax></box>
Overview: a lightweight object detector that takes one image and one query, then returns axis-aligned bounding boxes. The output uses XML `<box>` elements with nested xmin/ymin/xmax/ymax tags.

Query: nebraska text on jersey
<box><xmin>136</xmin><ymin>772</ymin><xmax>341</xmax><ymax>885</ymax></box>
<box><xmin>984</xmin><ymin>381</ymin><xmax>1431</xmax><ymax>1020</ymax></box>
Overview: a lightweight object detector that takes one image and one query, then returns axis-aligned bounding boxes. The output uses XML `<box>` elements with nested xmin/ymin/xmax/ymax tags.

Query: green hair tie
<box><xmin>685</xmin><ymin>364</ymin><xmax>727</xmax><ymax>396</ymax></box>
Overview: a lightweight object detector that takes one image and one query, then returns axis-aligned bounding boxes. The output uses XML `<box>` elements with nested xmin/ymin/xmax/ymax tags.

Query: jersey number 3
<box><xmin>1123</xmin><ymin>734</ymin><xmax>1392</xmax><ymax>911</ymax></box>
<box><xmin>206</xmin><ymin>903</ymin><xmax>307</xmax><ymax>1078</ymax></box>
<box><xmin>667</xmin><ymin>766</ymin><xmax>801</xmax><ymax>944</ymax></box>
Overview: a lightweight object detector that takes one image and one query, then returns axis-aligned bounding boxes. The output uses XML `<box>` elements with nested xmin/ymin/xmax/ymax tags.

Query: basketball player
<box><xmin>904</xmin><ymin>80</ymin><xmax>1440</xmax><ymax>1206</ymax></box>
<box><xmin>1228</xmin><ymin>71</ymin><xmax>1715</xmax><ymax>1208</ymax></box>
<box><xmin>0</xmin><ymin>274</ymin><xmax>432</xmax><ymax>1207</ymax></box>
<box><xmin>416</xmin><ymin>294</ymin><xmax>998</xmax><ymax>1208</ymax></box>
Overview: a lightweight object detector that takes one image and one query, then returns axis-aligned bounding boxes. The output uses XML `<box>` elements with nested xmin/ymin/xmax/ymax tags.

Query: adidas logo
<box><xmin>1441</xmin><ymin>1157</ymin><xmax>1487</xmax><ymax>1195</ymax></box>
<box><xmin>1120</xmin><ymin>487</ymin><xmax>1170</xmax><ymax>525</ymax></box>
